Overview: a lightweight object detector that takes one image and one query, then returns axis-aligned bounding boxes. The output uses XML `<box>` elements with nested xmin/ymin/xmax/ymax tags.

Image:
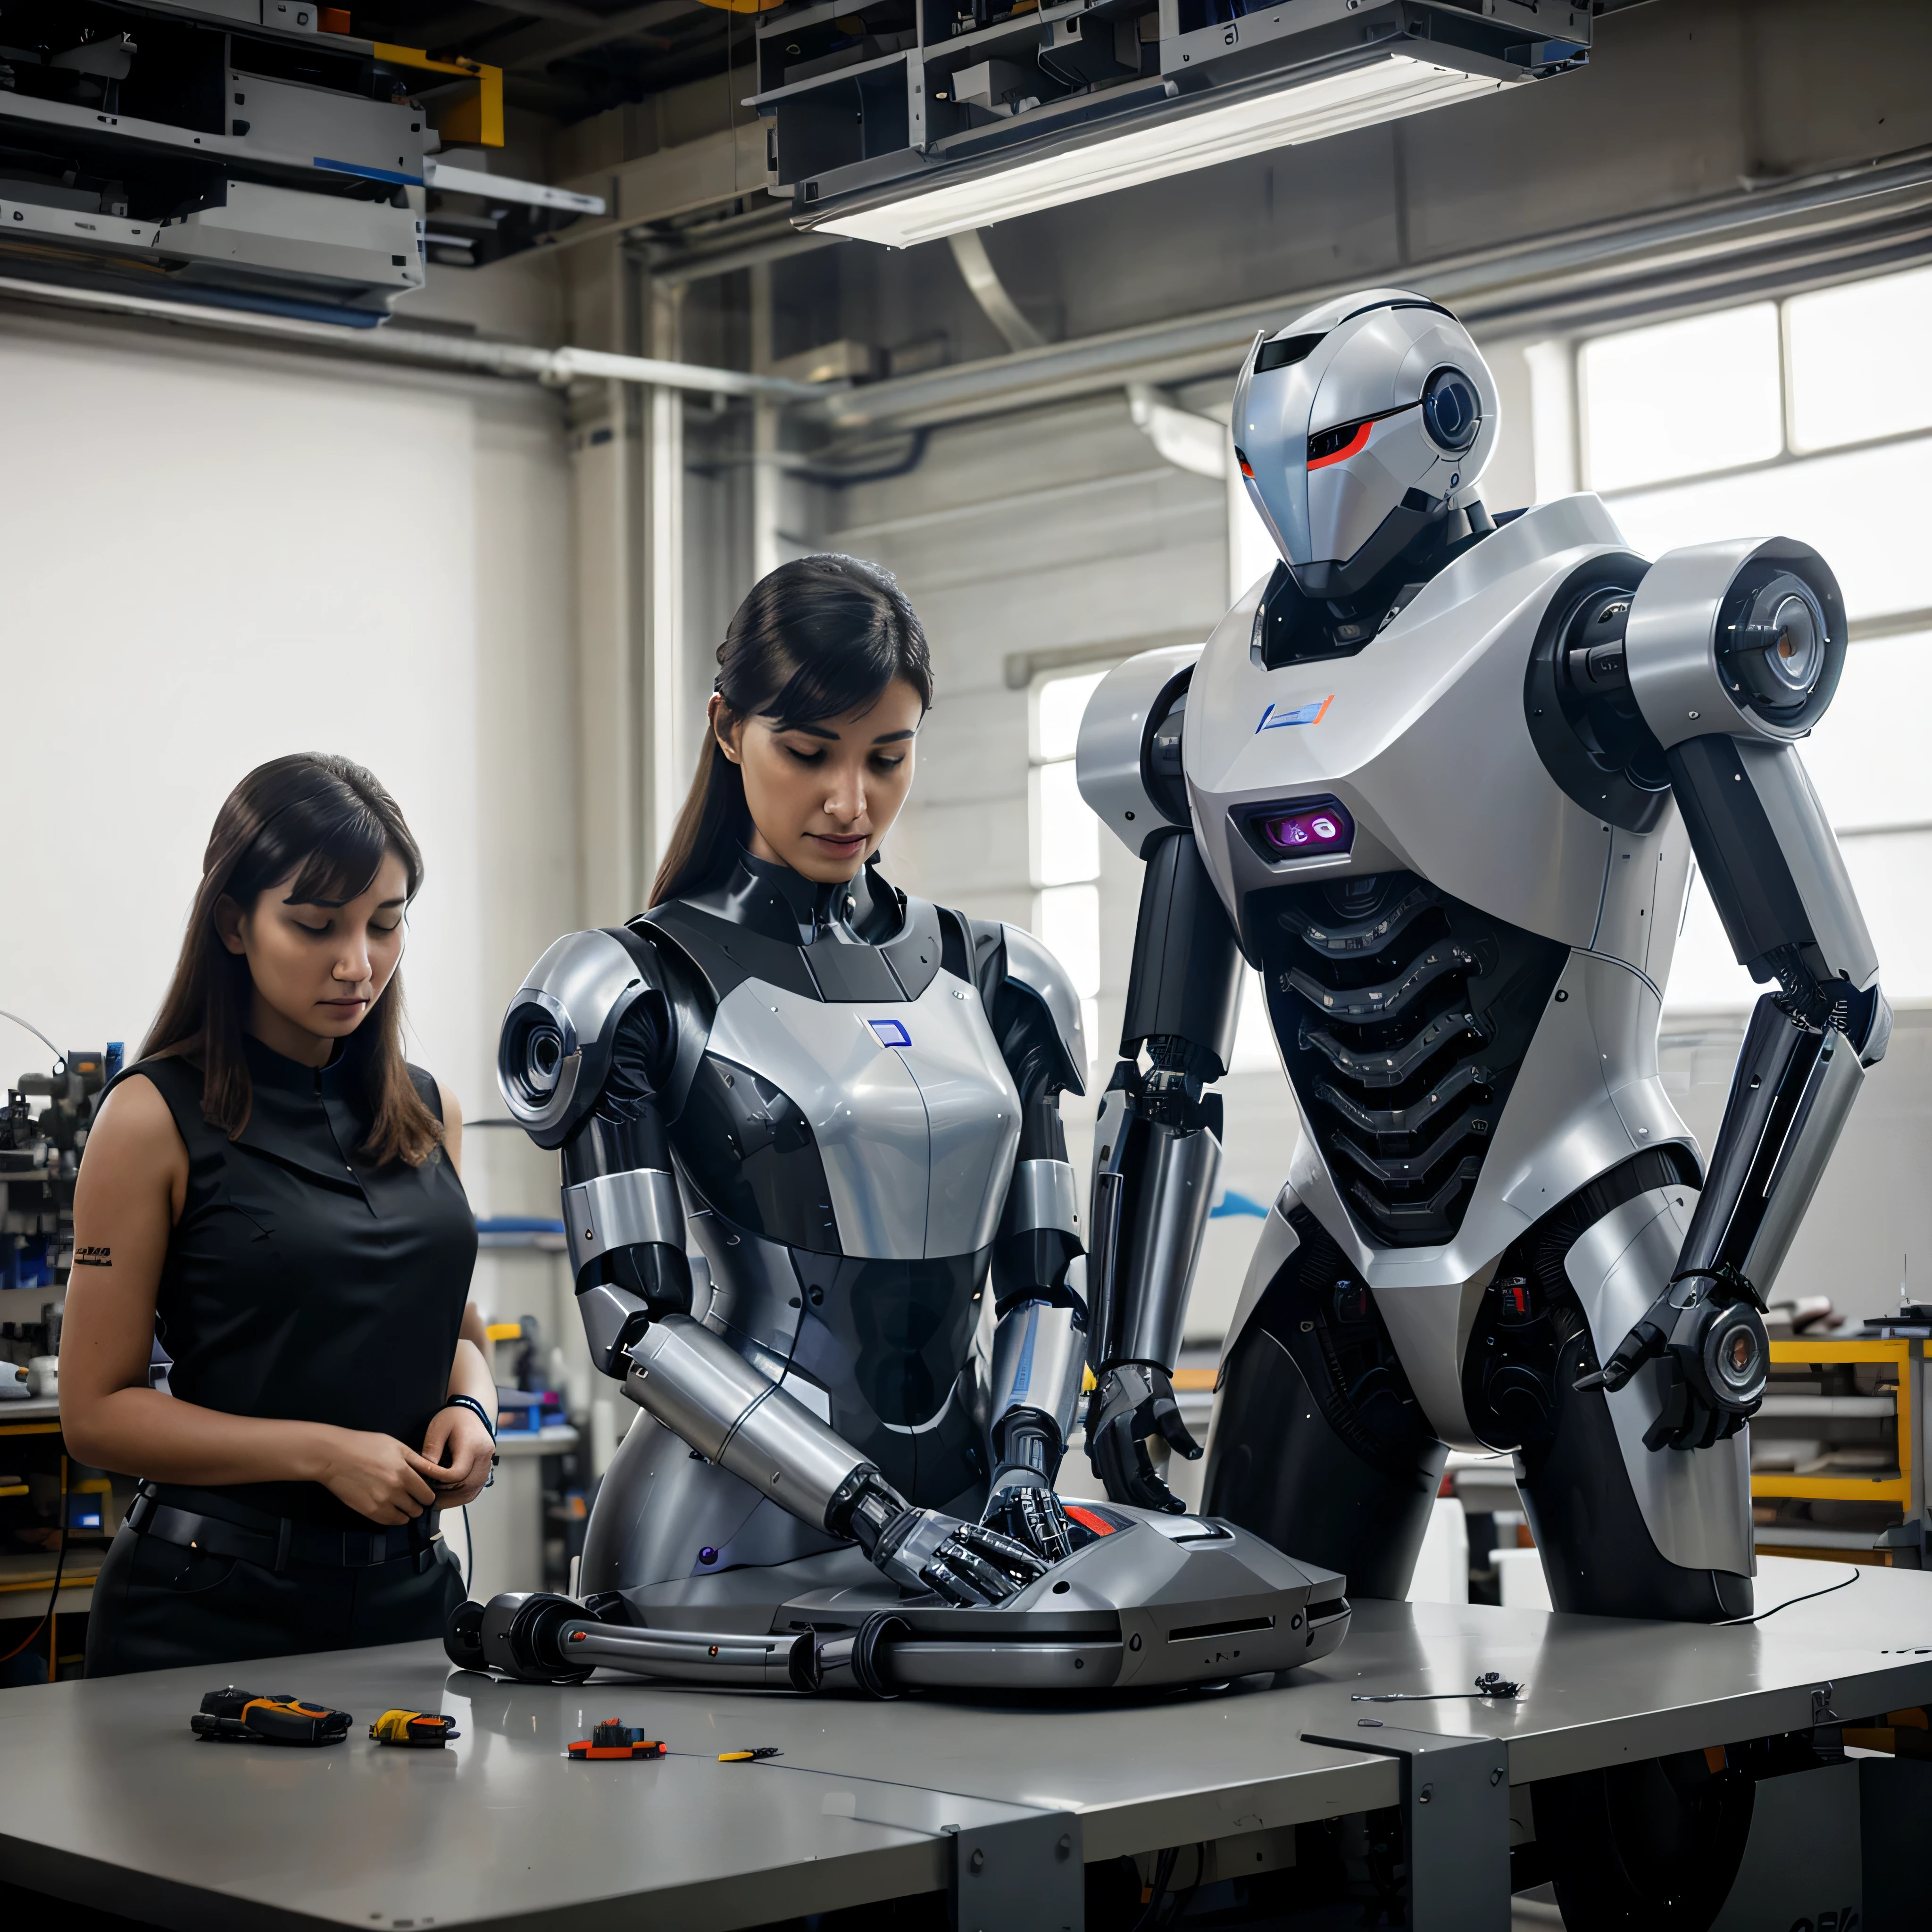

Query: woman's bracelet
<box><xmin>444</xmin><ymin>1392</ymin><xmax>498</xmax><ymax>1442</ymax></box>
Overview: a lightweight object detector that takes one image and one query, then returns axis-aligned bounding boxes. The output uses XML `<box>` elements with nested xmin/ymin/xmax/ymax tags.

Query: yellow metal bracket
<box><xmin>372</xmin><ymin>43</ymin><xmax>504</xmax><ymax>148</ymax></box>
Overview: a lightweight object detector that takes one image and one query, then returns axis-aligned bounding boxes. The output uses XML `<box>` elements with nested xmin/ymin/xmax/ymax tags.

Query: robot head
<box><xmin>1232</xmin><ymin>288</ymin><xmax>1500</xmax><ymax>599</ymax></box>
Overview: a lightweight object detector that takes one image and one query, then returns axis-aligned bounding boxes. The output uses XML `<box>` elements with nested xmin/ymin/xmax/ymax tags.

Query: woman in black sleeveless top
<box><xmin>64</xmin><ymin>756</ymin><xmax>493</xmax><ymax>1676</ymax></box>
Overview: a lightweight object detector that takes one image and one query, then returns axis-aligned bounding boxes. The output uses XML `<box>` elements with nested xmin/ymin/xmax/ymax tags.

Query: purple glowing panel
<box><xmin>1260</xmin><ymin>800</ymin><xmax>1353</xmax><ymax>856</ymax></box>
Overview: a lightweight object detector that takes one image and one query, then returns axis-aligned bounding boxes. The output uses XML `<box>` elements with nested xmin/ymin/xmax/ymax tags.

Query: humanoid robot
<box><xmin>489</xmin><ymin>850</ymin><xmax>1353</xmax><ymax>1688</ymax></box>
<box><xmin>495</xmin><ymin>852</ymin><xmax>1091</xmax><ymax>1622</ymax></box>
<box><xmin>1076</xmin><ymin>287</ymin><xmax>1888</xmax><ymax>1623</ymax></box>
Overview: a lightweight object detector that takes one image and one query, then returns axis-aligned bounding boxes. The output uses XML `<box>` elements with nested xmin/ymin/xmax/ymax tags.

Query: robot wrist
<box><xmin>829</xmin><ymin>1467</ymin><xmax>904</xmax><ymax>1550</ymax></box>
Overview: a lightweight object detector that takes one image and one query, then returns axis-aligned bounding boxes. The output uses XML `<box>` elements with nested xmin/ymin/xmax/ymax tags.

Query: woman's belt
<box><xmin>126</xmin><ymin>1482</ymin><xmax>442</xmax><ymax>1574</ymax></box>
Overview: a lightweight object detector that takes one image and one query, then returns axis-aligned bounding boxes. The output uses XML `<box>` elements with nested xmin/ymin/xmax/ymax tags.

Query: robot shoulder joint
<box><xmin>999</xmin><ymin>924</ymin><xmax>1088</xmax><ymax>1098</ymax></box>
<box><xmin>498</xmin><ymin>927</ymin><xmax>664</xmax><ymax>1149</ymax></box>
<box><xmin>1075</xmin><ymin>646</ymin><xmax>1201</xmax><ymax>859</ymax></box>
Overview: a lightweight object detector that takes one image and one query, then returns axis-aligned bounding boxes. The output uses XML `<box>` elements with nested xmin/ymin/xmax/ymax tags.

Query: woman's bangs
<box><xmin>764</xmin><ymin>624</ymin><xmax>902</xmax><ymax>731</ymax></box>
<box><xmin>280</xmin><ymin>806</ymin><xmax>393</xmax><ymax>909</ymax></box>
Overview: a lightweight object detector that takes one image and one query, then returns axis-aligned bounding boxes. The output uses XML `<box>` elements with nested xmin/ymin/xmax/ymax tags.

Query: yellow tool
<box><xmin>368</xmin><ymin>1709</ymin><xmax>460</xmax><ymax>1748</ymax></box>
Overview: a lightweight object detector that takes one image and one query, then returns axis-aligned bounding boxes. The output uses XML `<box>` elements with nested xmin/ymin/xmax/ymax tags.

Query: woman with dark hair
<box><xmin>65</xmin><ymin>755</ymin><xmax>493</xmax><ymax>1676</ymax></box>
<box><xmin>494</xmin><ymin>554</ymin><xmax>1099</xmax><ymax>1634</ymax></box>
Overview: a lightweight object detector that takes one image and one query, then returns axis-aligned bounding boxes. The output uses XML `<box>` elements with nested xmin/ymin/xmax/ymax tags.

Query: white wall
<box><xmin>0</xmin><ymin>307</ymin><xmax>577</xmax><ymax>1245</ymax></box>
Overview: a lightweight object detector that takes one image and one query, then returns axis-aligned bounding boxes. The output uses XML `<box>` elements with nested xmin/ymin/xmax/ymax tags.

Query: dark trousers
<box><xmin>84</xmin><ymin>1524</ymin><xmax>465</xmax><ymax>1678</ymax></box>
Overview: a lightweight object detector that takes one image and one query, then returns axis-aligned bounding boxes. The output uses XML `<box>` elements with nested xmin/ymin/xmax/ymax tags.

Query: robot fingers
<box><xmin>1091</xmin><ymin>1406</ymin><xmax>1188</xmax><ymax>1515</ymax></box>
<box><xmin>1574</xmin><ymin>1316</ymin><xmax>1668</xmax><ymax>1395</ymax></box>
<box><xmin>1148</xmin><ymin>1390</ymin><xmax>1204</xmax><ymax>1463</ymax></box>
<box><xmin>922</xmin><ymin>1524</ymin><xmax>1045</xmax><ymax>1605</ymax></box>
<box><xmin>988</xmin><ymin>1482</ymin><xmax>1075</xmax><ymax>1565</ymax></box>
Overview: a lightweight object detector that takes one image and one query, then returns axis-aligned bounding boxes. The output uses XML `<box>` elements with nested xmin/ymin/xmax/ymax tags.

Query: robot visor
<box><xmin>1306</xmin><ymin>401</ymin><xmax>1417</xmax><ymax>471</ymax></box>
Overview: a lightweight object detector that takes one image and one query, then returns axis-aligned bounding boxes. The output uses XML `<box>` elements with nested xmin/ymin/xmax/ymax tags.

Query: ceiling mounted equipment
<box><xmin>747</xmin><ymin>0</ymin><xmax>1587</xmax><ymax>248</ymax></box>
<box><xmin>0</xmin><ymin>2</ymin><xmax>597</xmax><ymax>319</ymax></box>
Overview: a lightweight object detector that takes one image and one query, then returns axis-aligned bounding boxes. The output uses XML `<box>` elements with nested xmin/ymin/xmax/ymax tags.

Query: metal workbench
<box><xmin>2</xmin><ymin>1557</ymin><xmax>1929</xmax><ymax>1932</ymax></box>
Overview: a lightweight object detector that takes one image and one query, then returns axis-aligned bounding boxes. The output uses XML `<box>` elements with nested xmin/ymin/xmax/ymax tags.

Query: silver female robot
<box><xmin>1075</xmin><ymin>288</ymin><xmax>1888</xmax><ymax>1621</ymax></box>
<box><xmin>495</xmin><ymin>853</ymin><xmax>1091</xmax><ymax>1624</ymax></box>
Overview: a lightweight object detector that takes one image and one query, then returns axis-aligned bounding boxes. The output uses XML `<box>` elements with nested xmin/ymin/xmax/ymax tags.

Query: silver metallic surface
<box><xmin>1232</xmin><ymin>291</ymin><xmax>1499</xmax><ymax>573</ymax></box>
<box><xmin>626</xmin><ymin>1314</ymin><xmax>869</xmax><ymax>1529</ymax></box>
<box><xmin>1113</xmin><ymin>1123</ymin><xmax>1223</xmax><ymax>1371</ymax></box>
<box><xmin>497</xmin><ymin>927</ymin><xmax>647</xmax><ymax>1142</ymax></box>
<box><xmin>704</xmin><ymin>970</ymin><xmax>1021</xmax><ymax>1260</ymax></box>
<box><xmin>1624</xmin><ymin>537</ymin><xmax>1848</xmax><ymax>748</ymax></box>
<box><xmin>1739</xmin><ymin>1025</ymin><xmax>1865</xmax><ymax>1297</ymax></box>
<box><xmin>1076</xmin><ymin>645</ymin><xmax>1205</xmax><ymax>859</ymax></box>
<box><xmin>575</xmin><ymin>1281</ymin><xmax>653</xmax><ymax>1377</ymax></box>
<box><xmin>1001</xmin><ymin>1158</ymin><xmax>1082</xmax><ymax>1238</ymax></box>
<box><xmin>989</xmin><ymin>1299</ymin><xmax>1087</xmax><ymax>1444</ymax></box>
<box><xmin>1736</xmin><ymin>739</ymin><xmax>1879</xmax><ymax>987</ymax></box>
<box><xmin>1564</xmin><ymin>1187</ymin><xmax>1754</xmax><ymax>1576</ymax></box>
<box><xmin>1182</xmin><ymin>493</ymin><xmax>1629</xmax><ymax>948</ymax></box>
<box><xmin>563</xmin><ymin>1166</ymin><xmax>684</xmax><ymax>1281</ymax></box>
<box><xmin>558</xmin><ymin>1617</ymin><xmax>815</xmax><ymax>1690</ymax></box>
<box><xmin>1000</xmin><ymin>925</ymin><xmax>1090</xmax><ymax>1093</ymax></box>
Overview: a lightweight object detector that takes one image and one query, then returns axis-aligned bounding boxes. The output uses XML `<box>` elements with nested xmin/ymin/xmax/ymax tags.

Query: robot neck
<box><xmin>685</xmin><ymin>846</ymin><xmax>903</xmax><ymax>948</ymax></box>
<box><xmin>1272</xmin><ymin>498</ymin><xmax>1495</xmax><ymax>656</ymax></box>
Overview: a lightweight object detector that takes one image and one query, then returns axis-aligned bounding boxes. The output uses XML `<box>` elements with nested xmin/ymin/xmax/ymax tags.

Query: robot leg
<box><xmin>1464</xmin><ymin>1151</ymin><xmax>1754</xmax><ymax>1621</ymax></box>
<box><xmin>1203</xmin><ymin>1189</ymin><xmax>1448</xmax><ymax>1599</ymax></box>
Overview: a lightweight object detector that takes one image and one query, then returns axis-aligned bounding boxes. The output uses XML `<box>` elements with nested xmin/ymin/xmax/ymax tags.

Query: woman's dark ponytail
<box><xmin>650</xmin><ymin>554</ymin><xmax>933</xmax><ymax>907</ymax></box>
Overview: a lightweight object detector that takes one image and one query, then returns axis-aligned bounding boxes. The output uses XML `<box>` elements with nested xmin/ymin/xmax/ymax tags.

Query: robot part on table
<box><xmin>1076</xmin><ymin>286</ymin><xmax>1888</xmax><ymax>1624</ymax></box>
<box><xmin>461</xmin><ymin>850</ymin><xmax>1348</xmax><ymax>1695</ymax></box>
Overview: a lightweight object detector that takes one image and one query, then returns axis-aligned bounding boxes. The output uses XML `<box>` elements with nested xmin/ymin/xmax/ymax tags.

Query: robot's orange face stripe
<box><xmin>1307</xmin><ymin>419</ymin><xmax>1372</xmax><ymax>471</ymax></box>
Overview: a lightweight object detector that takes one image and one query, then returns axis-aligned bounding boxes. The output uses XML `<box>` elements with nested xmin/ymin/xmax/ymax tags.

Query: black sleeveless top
<box><xmin>112</xmin><ymin>1036</ymin><xmax>477</xmax><ymax>1528</ymax></box>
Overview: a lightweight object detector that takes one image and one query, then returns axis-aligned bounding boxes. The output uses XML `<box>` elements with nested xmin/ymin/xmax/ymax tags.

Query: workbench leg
<box><xmin>948</xmin><ymin>1811</ymin><xmax>1083</xmax><ymax>1932</ymax></box>
<box><xmin>1304</xmin><ymin>1726</ymin><xmax>1511</xmax><ymax>1932</ymax></box>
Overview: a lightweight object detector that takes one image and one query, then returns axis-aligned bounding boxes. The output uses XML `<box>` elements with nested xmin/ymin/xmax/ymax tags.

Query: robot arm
<box><xmin>1075</xmin><ymin>655</ymin><xmax>1245</xmax><ymax>1509</ymax></box>
<box><xmin>1557</xmin><ymin>541</ymin><xmax>1889</xmax><ymax>1449</ymax></box>
<box><xmin>500</xmin><ymin>927</ymin><xmax>1044</xmax><ymax>1604</ymax></box>
<box><xmin>498</xmin><ymin>928</ymin><xmax>694</xmax><ymax>1378</ymax></box>
<box><xmin>979</xmin><ymin>925</ymin><xmax>1091</xmax><ymax>1559</ymax></box>
<box><xmin>629</xmin><ymin>1316</ymin><xmax>1043</xmax><ymax>1605</ymax></box>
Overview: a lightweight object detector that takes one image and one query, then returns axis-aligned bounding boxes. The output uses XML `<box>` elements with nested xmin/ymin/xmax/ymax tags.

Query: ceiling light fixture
<box><xmin>810</xmin><ymin>54</ymin><xmax>1519</xmax><ymax>250</ymax></box>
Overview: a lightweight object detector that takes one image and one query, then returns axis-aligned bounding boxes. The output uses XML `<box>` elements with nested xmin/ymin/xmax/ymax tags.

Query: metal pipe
<box><xmin>803</xmin><ymin>146</ymin><xmax>1932</xmax><ymax>433</ymax></box>
<box><xmin>0</xmin><ymin>273</ymin><xmax>824</xmax><ymax>400</ymax></box>
<box><xmin>558</xmin><ymin>1619</ymin><xmax>821</xmax><ymax>1691</ymax></box>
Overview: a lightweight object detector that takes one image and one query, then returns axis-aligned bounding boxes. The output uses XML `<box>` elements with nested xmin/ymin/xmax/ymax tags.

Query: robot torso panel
<box><xmin>1075</xmin><ymin>289</ymin><xmax>1889</xmax><ymax>1622</ymax></box>
<box><xmin>498</xmin><ymin>849</ymin><xmax>1092</xmax><ymax>1628</ymax></box>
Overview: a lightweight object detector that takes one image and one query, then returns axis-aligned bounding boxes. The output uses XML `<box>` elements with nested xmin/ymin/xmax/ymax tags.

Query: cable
<box><xmin>461</xmin><ymin>1503</ymin><xmax>473</xmax><ymax>1596</ymax></box>
<box><xmin>1715</xmin><ymin>1566</ymin><xmax>1859</xmax><ymax>1625</ymax></box>
<box><xmin>0</xmin><ymin>1457</ymin><xmax>69</xmax><ymax>1668</ymax></box>
<box><xmin>0</xmin><ymin>1010</ymin><xmax>64</xmax><ymax>1074</ymax></box>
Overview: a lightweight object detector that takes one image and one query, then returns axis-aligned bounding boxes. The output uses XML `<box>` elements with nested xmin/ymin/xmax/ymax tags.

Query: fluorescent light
<box><xmin>816</xmin><ymin>55</ymin><xmax>1513</xmax><ymax>249</ymax></box>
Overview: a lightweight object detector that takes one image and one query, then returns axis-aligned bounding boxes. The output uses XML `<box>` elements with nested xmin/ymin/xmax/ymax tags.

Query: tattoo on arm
<box><xmin>73</xmin><ymin>1246</ymin><xmax>113</xmax><ymax>1267</ymax></box>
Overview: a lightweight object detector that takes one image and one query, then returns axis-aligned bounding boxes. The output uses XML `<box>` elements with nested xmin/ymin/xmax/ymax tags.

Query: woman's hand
<box><xmin>312</xmin><ymin>1427</ymin><xmax>447</xmax><ymax>1525</ymax></box>
<box><xmin>421</xmin><ymin>1404</ymin><xmax>496</xmax><ymax>1508</ymax></box>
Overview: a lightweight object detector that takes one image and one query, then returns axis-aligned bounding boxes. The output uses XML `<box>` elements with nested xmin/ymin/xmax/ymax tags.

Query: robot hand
<box><xmin>1574</xmin><ymin>1269</ymin><xmax>1769</xmax><ymax>1452</ymax></box>
<box><xmin>981</xmin><ymin>1466</ymin><xmax>1076</xmax><ymax>1564</ymax></box>
<box><xmin>1086</xmin><ymin>1362</ymin><xmax>1202</xmax><ymax>1513</ymax></box>
<box><xmin>845</xmin><ymin>1474</ymin><xmax>1046</xmax><ymax>1606</ymax></box>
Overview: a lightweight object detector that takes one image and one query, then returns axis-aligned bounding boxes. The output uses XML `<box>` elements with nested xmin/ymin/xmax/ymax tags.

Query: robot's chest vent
<box><xmin>1255</xmin><ymin>871</ymin><xmax>1568</xmax><ymax>1248</ymax></box>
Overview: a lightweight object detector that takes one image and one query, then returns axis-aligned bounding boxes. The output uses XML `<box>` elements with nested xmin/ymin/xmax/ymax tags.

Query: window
<box><xmin>1550</xmin><ymin>262</ymin><xmax>1932</xmax><ymax>1004</ymax></box>
<box><xmin>1032</xmin><ymin>670</ymin><xmax>1108</xmax><ymax>1063</ymax></box>
<box><xmin>1580</xmin><ymin>303</ymin><xmax>1783</xmax><ymax>492</ymax></box>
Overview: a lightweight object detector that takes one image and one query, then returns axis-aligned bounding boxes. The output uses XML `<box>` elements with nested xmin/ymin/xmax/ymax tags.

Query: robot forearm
<box><xmin>625</xmin><ymin>1315</ymin><xmax>873</xmax><ymax>1531</ymax></box>
<box><xmin>988</xmin><ymin>1297</ymin><xmax>1086</xmax><ymax>1477</ymax></box>
<box><xmin>629</xmin><ymin>1316</ymin><xmax>1049</xmax><ymax>1604</ymax></box>
<box><xmin>1089</xmin><ymin>1091</ymin><xmax>1222</xmax><ymax>1374</ymax></box>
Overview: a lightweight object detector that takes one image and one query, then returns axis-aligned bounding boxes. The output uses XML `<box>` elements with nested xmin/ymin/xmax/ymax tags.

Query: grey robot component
<box><xmin>448</xmin><ymin>1504</ymin><xmax>1350</xmax><ymax>1697</ymax></box>
<box><xmin>1078</xmin><ymin>286</ymin><xmax>1886</xmax><ymax>1628</ymax></box>
<box><xmin>496</xmin><ymin>848</ymin><xmax>1343</xmax><ymax>1670</ymax></box>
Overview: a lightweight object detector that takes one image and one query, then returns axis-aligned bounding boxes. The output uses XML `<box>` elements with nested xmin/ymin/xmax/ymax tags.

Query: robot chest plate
<box><xmin>676</xmin><ymin>969</ymin><xmax>1021</xmax><ymax>1261</ymax></box>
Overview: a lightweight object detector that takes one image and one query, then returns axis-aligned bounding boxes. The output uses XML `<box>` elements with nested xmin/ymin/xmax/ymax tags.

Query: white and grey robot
<box><xmin>479</xmin><ymin>849</ymin><xmax>1349</xmax><ymax>1694</ymax></box>
<box><xmin>1076</xmin><ymin>288</ymin><xmax>1888</xmax><ymax>1625</ymax></box>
